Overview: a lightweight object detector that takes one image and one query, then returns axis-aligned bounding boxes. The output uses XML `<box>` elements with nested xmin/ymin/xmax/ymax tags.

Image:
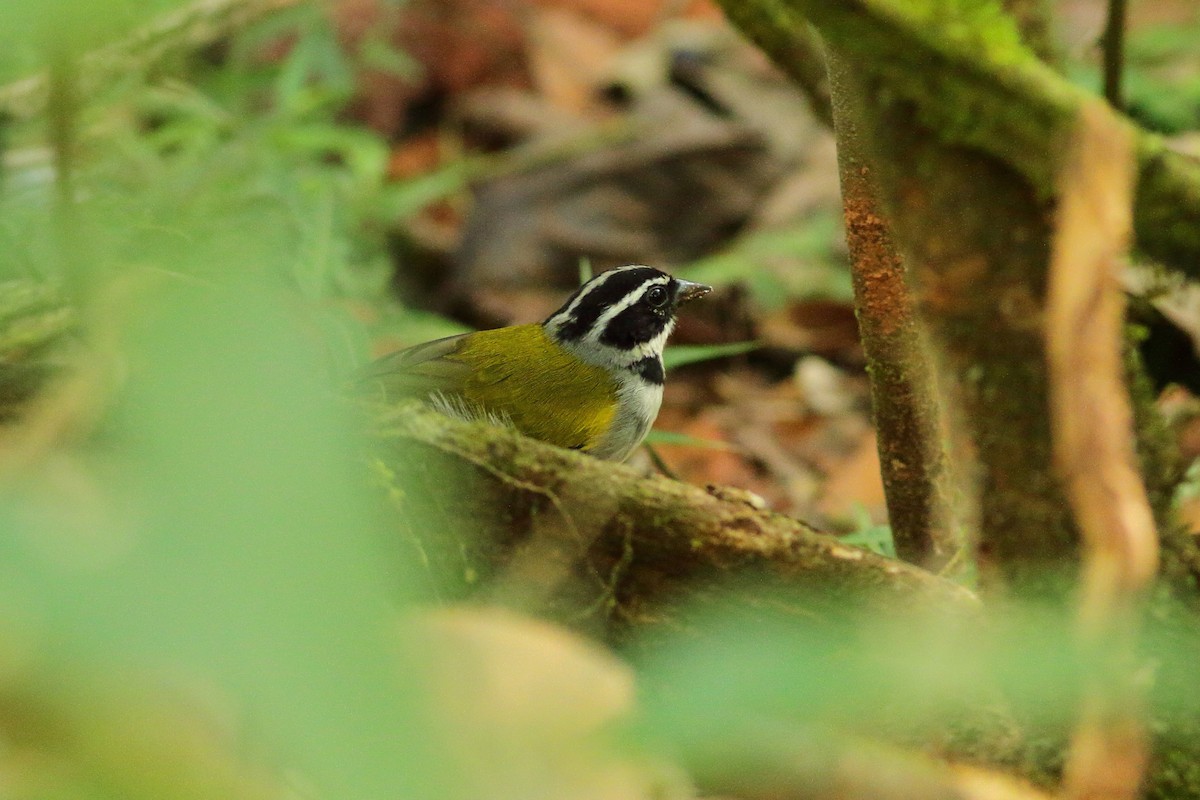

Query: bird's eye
<box><xmin>646</xmin><ymin>285</ymin><xmax>668</xmax><ymax>307</ymax></box>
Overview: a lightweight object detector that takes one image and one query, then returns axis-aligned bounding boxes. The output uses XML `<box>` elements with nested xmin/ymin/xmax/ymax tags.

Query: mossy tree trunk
<box><xmin>714</xmin><ymin>0</ymin><xmax>1200</xmax><ymax>595</ymax></box>
<box><xmin>712</xmin><ymin>0</ymin><xmax>1200</xmax><ymax>796</ymax></box>
<box><xmin>824</xmin><ymin>50</ymin><xmax>959</xmax><ymax>571</ymax></box>
<box><xmin>863</xmin><ymin>98</ymin><xmax>1075</xmax><ymax>593</ymax></box>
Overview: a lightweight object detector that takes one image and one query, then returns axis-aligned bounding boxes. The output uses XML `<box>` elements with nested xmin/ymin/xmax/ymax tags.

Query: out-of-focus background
<box><xmin>5</xmin><ymin>0</ymin><xmax>1199</xmax><ymax>536</ymax></box>
<box><xmin>3</xmin><ymin>1</ymin><xmax>1200</xmax><ymax>797</ymax></box>
<box><xmin>289</xmin><ymin>0</ymin><xmax>1200</xmax><ymax>536</ymax></box>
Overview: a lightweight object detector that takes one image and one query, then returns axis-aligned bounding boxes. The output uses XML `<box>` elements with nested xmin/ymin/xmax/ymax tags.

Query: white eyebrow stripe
<box><xmin>543</xmin><ymin>268</ymin><xmax>624</xmax><ymax>334</ymax></box>
<box><xmin>559</xmin><ymin>267</ymin><xmax>624</xmax><ymax>322</ymax></box>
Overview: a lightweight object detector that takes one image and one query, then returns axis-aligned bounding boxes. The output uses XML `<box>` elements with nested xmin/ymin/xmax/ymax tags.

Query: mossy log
<box><xmin>369</xmin><ymin>403</ymin><xmax>976</xmax><ymax>637</ymax></box>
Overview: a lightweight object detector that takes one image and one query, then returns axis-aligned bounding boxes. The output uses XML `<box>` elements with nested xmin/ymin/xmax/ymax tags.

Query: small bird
<box><xmin>360</xmin><ymin>266</ymin><xmax>711</xmax><ymax>461</ymax></box>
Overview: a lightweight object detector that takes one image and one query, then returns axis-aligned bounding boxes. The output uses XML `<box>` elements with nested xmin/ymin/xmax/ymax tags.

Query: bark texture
<box><xmin>825</xmin><ymin>49</ymin><xmax>958</xmax><ymax>570</ymax></box>
<box><xmin>710</xmin><ymin>2</ymin><xmax>1200</xmax><ymax>796</ymax></box>
<box><xmin>371</xmin><ymin>402</ymin><xmax>977</xmax><ymax>638</ymax></box>
<box><xmin>716</xmin><ymin>0</ymin><xmax>1200</xmax><ymax>284</ymax></box>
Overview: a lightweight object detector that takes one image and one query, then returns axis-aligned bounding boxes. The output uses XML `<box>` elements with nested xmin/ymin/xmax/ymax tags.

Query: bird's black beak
<box><xmin>675</xmin><ymin>279</ymin><xmax>712</xmax><ymax>304</ymax></box>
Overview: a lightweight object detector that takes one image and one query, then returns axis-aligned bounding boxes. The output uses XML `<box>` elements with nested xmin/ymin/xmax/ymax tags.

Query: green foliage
<box><xmin>1124</xmin><ymin>21</ymin><xmax>1200</xmax><ymax>134</ymax></box>
<box><xmin>681</xmin><ymin>212</ymin><xmax>852</xmax><ymax>310</ymax></box>
<box><xmin>10</xmin><ymin>3</ymin><xmax>1200</xmax><ymax>798</ymax></box>
<box><xmin>838</xmin><ymin>504</ymin><xmax>896</xmax><ymax>558</ymax></box>
<box><xmin>1</xmin><ymin>285</ymin><xmax>439</xmax><ymax>797</ymax></box>
<box><xmin>0</xmin><ymin>0</ymin><xmax>186</xmax><ymax>83</ymax></box>
<box><xmin>630</xmin><ymin>588</ymin><xmax>1200</xmax><ymax>792</ymax></box>
<box><xmin>1065</xmin><ymin>14</ymin><xmax>1200</xmax><ymax>134</ymax></box>
<box><xmin>900</xmin><ymin>0</ymin><xmax>1026</xmax><ymax>63</ymax></box>
<box><xmin>663</xmin><ymin>341</ymin><xmax>760</xmax><ymax>371</ymax></box>
<box><xmin>0</xmin><ymin>3</ymin><xmax>463</xmax><ymax>796</ymax></box>
<box><xmin>643</xmin><ymin>429</ymin><xmax>735</xmax><ymax>450</ymax></box>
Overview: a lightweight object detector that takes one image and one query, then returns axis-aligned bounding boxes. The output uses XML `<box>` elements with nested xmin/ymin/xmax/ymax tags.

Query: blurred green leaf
<box><xmin>632</xmin><ymin>588</ymin><xmax>1200</xmax><ymax>794</ymax></box>
<box><xmin>0</xmin><ymin>9</ymin><xmax>463</xmax><ymax>795</ymax></box>
<box><xmin>270</xmin><ymin>122</ymin><xmax>390</xmax><ymax>182</ymax></box>
<box><xmin>838</xmin><ymin>506</ymin><xmax>896</xmax><ymax>558</ymax></box>
<box><xmin>374</xmin><ymin>158</ymin><xmax>477</xmax><ymax>221</ymax></box>
<box><xmin>0</xmin><ymin>246</ymin><xmax>441</xmax><ymax>800</ymax></box>
<box><xmin>370</xmin><ymin>308</ymin><xmax>471</xmax><ymax>351</ymax></box>
<box><xmin>633</xmin><ymin>596</ymin><xmax>1083</xmax><ymax>752</ymax></box>
<box><xmin>644</xmin><ymin>429</ymin><xmax>735</xmax><ymax>450</ymax></box>
<box><xmin>273</xmin><ymin>6</ymin><xmax>355</xmax><ymax>115</ymax></box>
<box><xmin>357</xmin><ymin>32</ymin><xmax>422</xmax><ymax>81</ymax></box>
<box><xmin>0</xmin><ymin>0</ymin><xmax>187</xmax><ymax>82</ymax></box>
<box><xmin>664</xmin><ymin>341</ymin><xmax>759</xmax><ymax>371</ymax></box>
<box><xmin>681</xmin><ymin>212</ymin><xmax>851</xmax><ymax>308</ymax></box>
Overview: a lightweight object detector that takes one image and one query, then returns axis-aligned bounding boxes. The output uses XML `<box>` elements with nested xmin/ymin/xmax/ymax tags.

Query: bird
<box><xmin>359</xmin><ymin>265</ymin><xmax>711</xmax><ymax>461</ymax></box>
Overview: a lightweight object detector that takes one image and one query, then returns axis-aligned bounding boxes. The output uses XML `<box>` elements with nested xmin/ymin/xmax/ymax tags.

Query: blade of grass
<box><xmin>664</xmin><ymin>341</ymin><xmax>759</xmax><ymax>371</ymax></box>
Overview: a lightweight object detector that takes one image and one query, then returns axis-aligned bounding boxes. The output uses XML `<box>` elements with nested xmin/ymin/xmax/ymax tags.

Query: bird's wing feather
<box><xmin>357</xmin><ymin>332</ymin><xmax>474</xmax><ymax>398</ymax></box>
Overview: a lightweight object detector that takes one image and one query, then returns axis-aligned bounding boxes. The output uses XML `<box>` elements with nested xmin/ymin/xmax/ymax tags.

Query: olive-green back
<box><xmin>363</xmin><ymin>324</ymin><xmax>618</xmax><ymax>453</ymax></box>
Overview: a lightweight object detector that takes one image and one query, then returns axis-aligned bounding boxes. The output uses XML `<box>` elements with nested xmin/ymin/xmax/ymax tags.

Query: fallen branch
<box><xmin>0</xmin><ymin>277</ymin><xmax>974</xmax><ymax>625</ymax></box>
<box><xmin>370</xmin><ymin>402</ymin><xmax>977</xmax><ymax>634</ymax></box>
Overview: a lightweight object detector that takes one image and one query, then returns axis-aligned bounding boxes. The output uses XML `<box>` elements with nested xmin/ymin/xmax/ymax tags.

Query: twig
<box><xmin>642</xmin><ymin>442</ymin><xmax>680</xmax><ymax>480</ymax></box>
<box><xmin>1101</xmin><ymin>0</ymin><xmax>1129</xmax><ymax>111</ymax></box>
<box><xmin>824</xmin><ymin>46</ymin><xmax>958</xmax><ymax>570</ymax></box>
<box><xmin>716</xmin><ymin>0</ymin><xmax>832</xmax><ymax>126</ymax></box>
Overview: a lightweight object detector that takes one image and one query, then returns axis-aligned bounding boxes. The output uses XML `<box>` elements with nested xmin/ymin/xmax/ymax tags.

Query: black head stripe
<box><xmin>549</xmin><ymin>267</ymin><xmax>666</xmax><ymax>341</ymax></box>
<box><xmin>598</xmin><ymin>300</ymin><xmax>671</xmax><ymax>349</ymax></box>
<box><xmin>630</xmin><ymin>356</ymin><xmax>664</xmax><ymax>385</ymax></box>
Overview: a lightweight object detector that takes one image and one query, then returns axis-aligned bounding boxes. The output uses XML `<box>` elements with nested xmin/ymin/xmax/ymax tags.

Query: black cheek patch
<box><xmin>551</xmin><ymin>268</ymin><xmax>664</xmax><ymax>341</ymax></box>
<box><xmin>598</xmin><ymin>303</ymin><xmax>668</xmax><ymax>350</ymax></box>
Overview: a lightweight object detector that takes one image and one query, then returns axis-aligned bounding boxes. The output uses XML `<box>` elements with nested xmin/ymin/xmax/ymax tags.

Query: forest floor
<box><xmin>334</xmin><ymin>0</ymin><xmax>1200</xmax><ymax>547</ymax></box>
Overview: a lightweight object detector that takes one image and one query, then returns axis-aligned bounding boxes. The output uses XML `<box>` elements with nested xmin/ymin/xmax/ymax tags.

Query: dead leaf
<box><xmin>759</xmin><ymin>300</ymin><xmax>865</xmax><ymax>367</ymax></box>
<box><xmin>533</xmin><ymin>0</ymin><xmax>722</xmax><ymax>39</ymax></box>
<box><xmin>455</xmin><ymin>96</ymin><xmax>778</xmax><ymax>289</ymax></box>
<box><xmin>526</xmin><ymin>8</ymin><xmax>623</xmax><ymax>114</ymax></box>
<box><xmin>816</xmin><ymin>429</ymin><xmax>887</xmax><ymax>524</ymax></box>
<box><xmin>387</xmin><ymin>130</ymin><xmax>443</xmax><ymax>179</ymax></box>
<box><xmin>336</xmin><ymin>0</ymin><xmax>530</xmax><ymax>136</ymax></box>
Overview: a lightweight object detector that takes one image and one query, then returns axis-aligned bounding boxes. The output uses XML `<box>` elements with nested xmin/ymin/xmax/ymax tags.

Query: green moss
<box><xmin>801</xmin><ymin>0</ymin><xmax>1089</xmax><ymax>195</ymax></box>
<box><xmin>898</xmin><ymin>0</ymin><xmax>1025</xmax><ymax>62</ymax></box>
<box><xmin>1148</xmin><ymin>733</ymin><xmax>1200</xmax><ymax>799</ymax></box>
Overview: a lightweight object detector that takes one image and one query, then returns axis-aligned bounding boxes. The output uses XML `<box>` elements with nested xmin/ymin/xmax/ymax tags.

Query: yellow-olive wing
<box><xmin>357</xmin><ymin>332</ymin><xmax>475</xmax><ymax>401</ymax></box>
<box><xmin>358</xmin><ymin>325</ymin><xmax>617</xmax><ymax>455</ymax></box>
